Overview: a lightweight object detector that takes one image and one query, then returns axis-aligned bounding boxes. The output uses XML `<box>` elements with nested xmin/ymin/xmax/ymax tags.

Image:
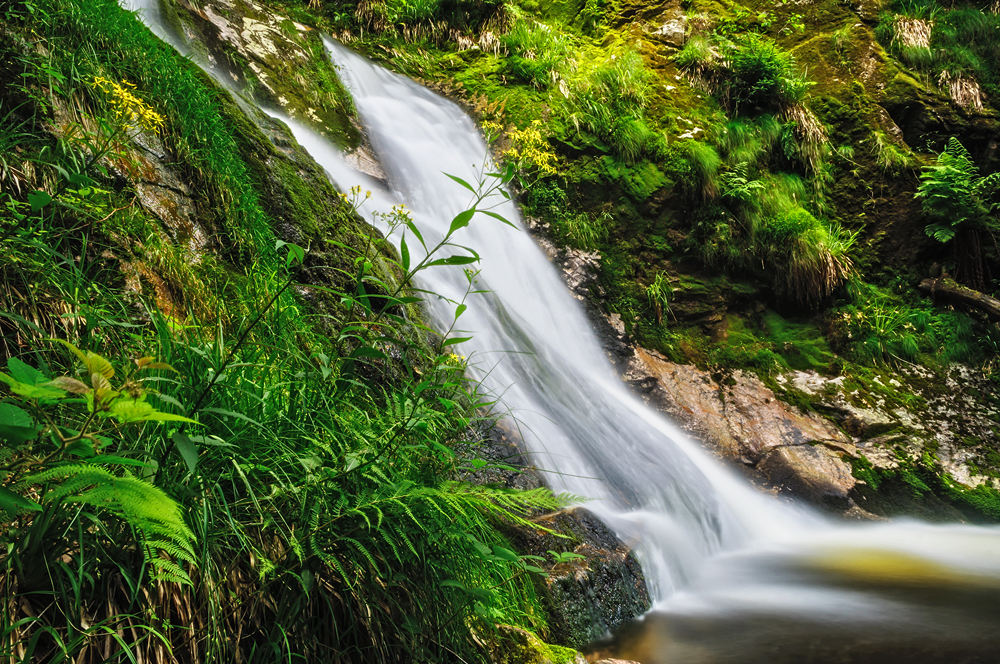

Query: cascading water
<box><xmin>126</xmin><ymin>3</ymin><xmax>1000</xmax><ymax>660</ymax></box>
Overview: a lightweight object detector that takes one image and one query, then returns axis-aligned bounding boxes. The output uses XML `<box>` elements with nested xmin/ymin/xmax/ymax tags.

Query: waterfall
<box><xmin>125</xmin><ymin>3</ymin><xmax>1000</xmax><ymax>659</ymax></box>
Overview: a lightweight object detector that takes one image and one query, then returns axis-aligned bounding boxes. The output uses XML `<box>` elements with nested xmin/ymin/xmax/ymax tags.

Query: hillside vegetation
<box><xmin>277</xmin><ymin>0</ymin><xmax>1000</xmax><ymax>515</ymax></box>
<box><xmin>0</xmin><ymin>1</ymin><xmax>583</xmax><ymax>661</ymax></box>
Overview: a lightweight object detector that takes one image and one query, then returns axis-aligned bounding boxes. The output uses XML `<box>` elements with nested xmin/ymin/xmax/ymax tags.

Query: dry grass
<box><xmin>894</xmin><ymin>16</ymin><xmax>933</xmax><ymax>48</ymax></box>
<box><xmin>938</xmin><ymin>70</ymin><xmax>984</xmax><ymax>111</ymax></box>
<box><xmin>781</xmin><ymin>103</ymin><xmax>829</xmax><ymax>173</ymax></box>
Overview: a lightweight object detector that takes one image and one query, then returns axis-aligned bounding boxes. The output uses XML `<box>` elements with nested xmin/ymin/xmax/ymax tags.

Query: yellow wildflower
<box><xmin>91</xmin><ymin>76</ymin><xmax>164</xmax><ymax>132</ymax></box>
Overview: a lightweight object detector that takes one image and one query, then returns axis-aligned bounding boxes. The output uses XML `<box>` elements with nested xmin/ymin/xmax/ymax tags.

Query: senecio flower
<box><xmin>91</xmin><ymin>76</ymin><xmax>165</xmax><ymax>132</ymax></box>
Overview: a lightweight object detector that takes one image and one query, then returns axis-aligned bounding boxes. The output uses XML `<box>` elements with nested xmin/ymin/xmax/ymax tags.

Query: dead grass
<box><xmin>938</xmin><ymin>70</ymin><xmax>984</xmax><ymax>111</ymax></box>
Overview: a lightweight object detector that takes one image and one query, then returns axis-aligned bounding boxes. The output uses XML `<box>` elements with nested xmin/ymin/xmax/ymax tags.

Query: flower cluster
<box><xmin>483</xmin><ymin>120</ymin><xmax>557</xmax><ymax>180</ymax></box>
<box><xmin>504</xmin><ymin>120</ymin><xmax>557</xmax><ymax>177</ymax></box>
<box><xmin>91</xmin><ymin>76</ymin><xmax>165</xmax><ymax>132</ymax></box>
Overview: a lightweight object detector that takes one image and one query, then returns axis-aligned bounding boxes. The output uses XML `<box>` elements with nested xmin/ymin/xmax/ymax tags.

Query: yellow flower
<box><xmin>91</xmin><ymin>76</ymin><xmax>164</xmax><ymax>132</ymax></box>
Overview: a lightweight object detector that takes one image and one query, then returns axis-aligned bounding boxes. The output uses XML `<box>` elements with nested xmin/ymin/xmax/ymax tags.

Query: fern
<box><xmin>916</xmin><ymin>136</ymin><xmax>999</xmax><ymax>243</ymax></box>
<box><xmin>27</xmin><ymin>465</ymin><xmax>195</xmax><ymax>583</ymax></box>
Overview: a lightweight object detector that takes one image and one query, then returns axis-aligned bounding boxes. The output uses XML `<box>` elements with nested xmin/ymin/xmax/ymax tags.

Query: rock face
<box><xmin>628</xmin><ymin>347</ymin><xmax>859</xmax><ymax>511</ymax></box>
<box><xmin>504</xmin><ymin>508</ymin><xmax>652</xmax><ymax>650</ymax></box>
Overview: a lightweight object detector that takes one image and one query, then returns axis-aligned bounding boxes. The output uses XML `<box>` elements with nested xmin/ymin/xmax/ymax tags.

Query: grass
<box><xmin>566</xmin><ymin>51</ymin><xmax>664</xmax><ymax>163</ymax></box>
<box><xmin>0</xmin><ymin>2</ymin><xmax>578</xmax><ymax>662</ymax></box>
<box><xmin>501</xmin><ymin>17</ymin><xmax>571</xmax><ymax>89</ymax></box>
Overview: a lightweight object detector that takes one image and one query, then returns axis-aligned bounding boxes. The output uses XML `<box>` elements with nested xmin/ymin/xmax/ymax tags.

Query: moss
<box><xmin>597</xmin><ymin>156</ymin><xmax>669</xmax><ymax>202</ymax></box>
<box><xmin>849</xmin><ymin>453</ymin><xmax>1000</xmax><ymax>523</ymax></box>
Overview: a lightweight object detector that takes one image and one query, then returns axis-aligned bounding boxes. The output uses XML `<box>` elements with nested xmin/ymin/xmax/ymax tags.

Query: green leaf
<box><xmin>0</xmin><ymin>373</ymin><xmax>67</xmax><ymax>400</ymax></box>
<box><xmin>108</xmin><ymin>398</ymin><xmax>199</xmax><ymax>424</ymax></box>
<box><xmin>350</xmin><ymin>346</ymin><xmax>389</xmax><ymax>360</ymax></box>
<box><xmin>0</xmin><ymin>486</ymin><xmax>41</xmax><ymax>520</ymax></box>
<box><xmin>7</xmin><ymin>357</ymin><xmax>45</xmax><ymax>385</ymax></box>
<box><xmin>27</xmin><ymin>190</ymin><xmax>51</xmax><ymax>212</ymax></box>
<box><xmin>0</xmin><ymin>402</ymin><xmax>38</xmax><ymax>444</ymax></box>
<box><xmin>172</xmin><ymin>432</ymin><xmax>199</xmax><ymax>474</ymax></box>
<box><xmin>276</xmin><ymin>241</ymin><xmax>305</xmax><ymax>267</ymax></box>
<box><xmin>454</xmin><ymin>304</ymin><xmax>467</xmax><ymax>320</ymax></box>
<box><xmin>444</xmin><ymin>173</ymin><xmax>476</xmax><ymax>193</ymax></box>
<box><xmin>448</xmin><ymin>209</ymin><xmax>476</xmax><ymax>236</ymax></box>
<box><xmin>480</xmin><ymin>209</ymin><xmax>519</xmax><ymax>229</ymax></box>
<box><xmin>440</xmin><ymin>579</ymin><xmax>467</xmax><ymax>590</ymax></box>
<box><xmin>426</xmin><ymin>255</ymin><xmax>479</xmax><ymax>267</ymax></box>
<box><xmin>491</xmin><ymin>545</ymin><xmax>519</xmax><ymax>563</ymax></box>
<box><xmin>400</xmin><ymin>234</ymin><xmax>411</xmax><ymax>271</ymax></box>
<box><xmin>441</xmin><ymin>336</ymin><xmax>471</xmax><ymax>347</ymax></box>
<box><xmin>404</xmin><ymin>219</ymin><xmax>427</xmax><ymax>250</ymax></box>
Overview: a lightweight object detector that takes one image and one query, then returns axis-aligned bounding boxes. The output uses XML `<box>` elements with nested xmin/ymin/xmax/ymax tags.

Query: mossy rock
<box><xmin>168</xmin><ymin>0</ymin><xmax>360</xmax><ymax>147</ymax></box>
<box><xmin>504</xmin><ymin>508</ymin><xmax>651</xmax><ymax>650</ymax></box>
<box><xmin>485</xmin><ymin>626</ymin><xmax>585</xmax><ymax>664</ymax></box>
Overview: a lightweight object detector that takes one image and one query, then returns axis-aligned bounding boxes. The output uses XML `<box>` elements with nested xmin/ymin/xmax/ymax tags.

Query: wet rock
<box><xmin>505</xmin><ymin>508</ymin><xmax>651</xmax><ymax>650</ymax></box>
<box><xmin>757</xmin><ymin>444</ymin><xmax>858</xmax><ymax>511</ymax></box>
<box><xmin>618</xmin><ymin>345</ymin><xmax>861</xmax><ymax>511</ymax></box>
<box><xmin>168</xmin><ymin>0</ymin><xmax>363</xmax><ymax>148</ymax></box>
<box><xmin>456</xmin><ymin>417</ymin><xmax>545</xmax><ymax>492</ymax></box>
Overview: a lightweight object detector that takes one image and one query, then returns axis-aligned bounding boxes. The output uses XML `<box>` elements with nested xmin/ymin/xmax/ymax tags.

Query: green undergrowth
<box><xmin>0</xmin><ymin>2</ymin><xmax>581</xmax><ymax>662</ymax></box>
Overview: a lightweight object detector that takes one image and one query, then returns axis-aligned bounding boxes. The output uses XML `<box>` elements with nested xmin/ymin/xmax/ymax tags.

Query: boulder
<box><xmin>622</xmin><ymin>346</ymin><xmax>860</xmax><ymax>511</ymax></box>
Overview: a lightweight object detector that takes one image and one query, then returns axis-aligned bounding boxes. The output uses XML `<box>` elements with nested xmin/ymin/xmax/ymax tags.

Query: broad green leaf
<box><xmin>440</xmin><ymin>579</ymin><xmax>467</xmax><ymax>590</ymax></box>
<box><xmin>172</xmin><ymin>432</ymin><xmax>199</xmax><ymax>474</ymax></box>
<box><xmin>0</xmin><ymin>373</ymin><xmax>67</xmax><ymax>400</ymax></box>
<box><xmin>0</xmin><ymin>486</ymin><xmax>42</xmax><ymax>519</ymax></box>
<box><xmin>0</xmin><ymin>402</ymin><xmax>38</xmax><ymax>444</ymax></box>
<box><xmin>447</xmin><ymin>209</ymin><xmax>476</xmax><ymax>236</ymax></box>
<box><xmin>27</xmin><ymin>190</ymin><xmax>51</xmax><ymax>211</ymax></box>
<box><xmin>7</xmin><ymin>357</ymin><xmax>45</xmax><ymax>385</ymax></box>
<box><xmin>441</xmin><ymin>336</ymin><xmax>471</xmax><ymax>347</ymax></box>
<box><xmin>400</xmin><ymin>234</ymin><xmax>410</xmax><ymax>271</ymax></box>
<box><xmin>491</xmin><ymin>545</ymin><xmax>519</xmax><ymax>563</ymax></box>
<box><xmin>109</xmin><ymin>398</ymin><xmax>198</xmax><ymax>424</ymax></box>
<box><xmin>66</xmin><ymin>439</ymin><xmax>97</xmax><ymax>457</ymax></box>
<box><xmin>454</xmin><ymin>304</ymin><xmax>467</xmax><ymax>320</ymax></box>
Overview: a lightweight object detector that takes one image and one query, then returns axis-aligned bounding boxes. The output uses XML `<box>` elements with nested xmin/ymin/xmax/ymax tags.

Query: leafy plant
<box><xmin>567</xmin><ymin>51</ymin><xmax>662</xmax><ymax>163</ymax></box>
<box><xmin>916</xmin><ymin>136</ymin><xmax>1000</xmax><ymax>289</ymax></box>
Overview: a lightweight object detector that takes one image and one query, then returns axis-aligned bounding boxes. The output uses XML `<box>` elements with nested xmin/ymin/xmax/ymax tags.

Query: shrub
<box><xmin>724</xmin><ymin>34</ymin><xmax>812</xmax><ymax>113</ymax></box>
<box><xmin>501</xmin><ymin>19</ymin><xmax>570</xmax><ymax>89</ymax></box>
<box><xmin>568</xmin><ymin>51</ymin><xmax>659</xmax><ymax>162</ymax></box>
<box><xmin>916</xmin><ymin>136</ymin><xmax>1000</xmax><ymax>289</ymax></box>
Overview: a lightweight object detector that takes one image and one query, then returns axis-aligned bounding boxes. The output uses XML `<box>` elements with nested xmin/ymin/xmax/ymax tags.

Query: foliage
<box><xmin>486</xmin><ymin>119</ymin><xmax>558</xmax><ymax>188</ymax></box>
<box><xmin>916</xmin><ymin>136</ymin><xmax>1000</xmax><ymax>289</ymax></box>
<box><xmin>827</xmin><ymin>281</ymin><xmax>985</xmax><ymax>367</ymax></box>
<box><xmin>501</xmin><ymin>19</ymin><xmax>571</xmax><ymax>89</ymax></box>
<box><xmin>644</xmin><ymin>272</ymin><xmax>673</xmax><ymax>324</ymax></box>
<box><xmin>567</xmin><ymin>51</ymin><xmax>664</xmax><ymax>163</ymax></box>
<box><xmin>0</xmin><ymin>2</ymin><xmax>581</xmax><ymax>662</ymax></box>
<box><xmin>916</xmin><ymin>137</ymin><xmax>1000</xmax><ymax>244</ymax></box>
<box><xmin>724</xmin><ymin>34</ymin><xmax>812</xmax><ymax>113</ymax></box>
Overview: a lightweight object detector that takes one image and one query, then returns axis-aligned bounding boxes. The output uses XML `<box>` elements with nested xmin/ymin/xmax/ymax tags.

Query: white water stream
<box><xmin>127</xmin><ymin>3</ymin><xmax>1000</xmax><ymax>660</ymax></box>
